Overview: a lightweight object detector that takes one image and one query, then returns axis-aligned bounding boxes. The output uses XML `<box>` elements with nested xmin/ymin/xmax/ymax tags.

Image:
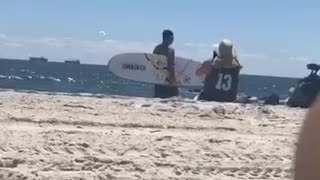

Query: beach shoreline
<box><xmin>0</xmin><ymin>89</ymin><xmax>305</xmax><ymax>179</ymax></box>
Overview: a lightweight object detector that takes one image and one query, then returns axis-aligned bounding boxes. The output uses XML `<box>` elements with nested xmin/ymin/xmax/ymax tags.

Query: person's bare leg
<box><xmin>295</xmin><ymin>96</ymin><xmax>320</xmax><ymax>180</ymax></box>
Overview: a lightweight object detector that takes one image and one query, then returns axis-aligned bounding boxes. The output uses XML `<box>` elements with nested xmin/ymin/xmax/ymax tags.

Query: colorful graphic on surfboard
<box><xmin>108</xmin><ymin>53</ymin><xmax>207</xmax><ymax>87</ymax></box>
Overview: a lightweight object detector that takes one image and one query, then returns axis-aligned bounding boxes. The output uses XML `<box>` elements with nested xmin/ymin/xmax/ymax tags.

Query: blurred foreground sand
<box><xmin>0</xmin><ymin>90</ymin><xmax>305</xmax><ymax>180</ymax></box>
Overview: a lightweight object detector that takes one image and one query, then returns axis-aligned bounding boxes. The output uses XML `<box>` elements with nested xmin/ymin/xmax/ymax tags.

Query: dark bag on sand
<box><xmin>287</xmin><ymin>64</ymin><xmax>320</xmax><ymax>108</ymax></box>
<box><xmin>264</xmin><ymin>93</ymin><xmax>280</xmax><ymax>105</ymax></box>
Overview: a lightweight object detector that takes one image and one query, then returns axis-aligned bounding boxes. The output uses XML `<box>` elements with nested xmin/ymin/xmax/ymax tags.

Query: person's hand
<box><xmin>196</xmin><ymin>60</ymin><xmax>212</xmax><ymax>76</ymax></box>
<box><xmin>168</xmin><ymin>75</ymin><xmax>177</xmax><ymax>86</ymax></box>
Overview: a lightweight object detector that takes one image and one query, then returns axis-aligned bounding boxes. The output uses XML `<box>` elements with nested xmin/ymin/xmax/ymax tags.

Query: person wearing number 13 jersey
<box><xmin>196</xmin><ymin>39</ymin><xmax>242</xmax><ymax>102</ymax></box>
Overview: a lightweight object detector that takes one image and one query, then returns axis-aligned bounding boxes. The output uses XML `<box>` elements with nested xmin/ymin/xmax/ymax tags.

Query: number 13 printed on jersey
<box><xmin>215</xmin><ymin>73</ymin><xmax>232</xmax><ymax>91</ymax></box>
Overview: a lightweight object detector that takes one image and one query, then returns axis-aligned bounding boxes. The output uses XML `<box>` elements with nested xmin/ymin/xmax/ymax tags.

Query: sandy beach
<box><xmin>0</xmin><ymin>90</ymin><xmax>305</xmax><ymax>180</ymax></box>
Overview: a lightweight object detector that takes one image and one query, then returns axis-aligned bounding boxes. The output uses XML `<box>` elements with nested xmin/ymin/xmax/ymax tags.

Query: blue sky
<box><xmin>0</xmin><ymin>0</ymin><xmax>319</xmax><ymax>77</ymax></box>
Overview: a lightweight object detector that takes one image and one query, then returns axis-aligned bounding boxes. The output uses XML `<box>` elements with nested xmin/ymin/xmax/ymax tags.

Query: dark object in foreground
<box><xmin>287</xmin><ymin>64</ymin><xmax>320</xmax><ymax>108</ymax></box>
<box><xmin>264</xmin><ymin>93</ymin><xmax>280</xmax><ymax>105</ymax></box>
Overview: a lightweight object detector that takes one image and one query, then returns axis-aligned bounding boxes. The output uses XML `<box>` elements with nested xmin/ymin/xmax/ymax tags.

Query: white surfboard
<box><xmin>108</xmin><ymin>53</ymin><xmax>206</xmax><ymax>87</ymax></box>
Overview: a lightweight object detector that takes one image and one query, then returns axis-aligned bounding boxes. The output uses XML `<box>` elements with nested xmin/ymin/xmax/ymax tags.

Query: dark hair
<box><xmin>162</xmin><ymin>30</ymin><xmax>174</xmax><ymax>39</ymax></box>
<box><xmin>213</xmin><ymin>50</ymin><xmax>218</xmax><ymax>59</ymax></box>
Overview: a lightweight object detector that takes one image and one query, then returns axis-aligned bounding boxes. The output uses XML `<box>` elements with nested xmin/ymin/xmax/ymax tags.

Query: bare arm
<box><xmin>196</xmin><ymin>60</ymin><xmax>212</xmax><ymax>76</ymax></box>
<box><xmin>168</xmin><ymin>49</ymin><xmax>176</xmax><ymax>85</ymax></box>
<box><xmin>168</xmin><ymin>49</ymin><xmax>175</xmax><ymax>73</ymax></box>
<box><xmin>234</xmin><ymin>57</ymin><xmax>242</xmax><ymax>69</ymax></box>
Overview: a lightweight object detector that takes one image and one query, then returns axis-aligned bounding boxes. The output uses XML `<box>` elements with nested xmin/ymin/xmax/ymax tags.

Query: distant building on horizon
<box><xmin>64</xmin><ymin>59</ymin><xmax>80</xmax><ymax>64</ymax></box>
<box><xmin>29</xmin><ymin>57</ymin><xmax>48</xmax><ymax>63</ymax></box>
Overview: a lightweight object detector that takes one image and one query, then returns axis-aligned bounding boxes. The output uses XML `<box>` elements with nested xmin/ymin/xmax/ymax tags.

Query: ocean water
<box><xmin>0</xmin><ymin>58</ymin><xmax>300</xmax><ymax>99</ymax></box>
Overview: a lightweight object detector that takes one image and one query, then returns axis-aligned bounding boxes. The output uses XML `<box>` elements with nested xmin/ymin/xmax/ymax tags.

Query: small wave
<box><xmin>0</xmin><ymin>75</ymin><xmax>7</xmax><ymax>79</ymax></box>
<box><xmin>67</xmin><ymin>77</ymin><xmax>76</xmax><ymax>83</ymax></box>
<box><xmin>47</xmin><ymin>77</ymin><xmax>61</xmax><ymax>82</ymax></box>
<box><xmin>0</xmin><ymin>75</ymin><xmax>23</xmax><ymax>80</ymax></box>
<box><xmin>289</xmin><ymin>87</ymin><xmax>295</xmax><ymax>93</ymax></box>
<box><xmin>9</xmin><ymin>76</ymin><xmax>23</xmax><ymax>80</ymax></box>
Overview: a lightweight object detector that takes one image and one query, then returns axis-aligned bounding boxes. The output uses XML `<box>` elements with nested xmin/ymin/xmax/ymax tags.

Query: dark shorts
<box><xmin>154</xmin><ymin>84</ymin><xmax>178</xmax><ymax>98</ymax></box>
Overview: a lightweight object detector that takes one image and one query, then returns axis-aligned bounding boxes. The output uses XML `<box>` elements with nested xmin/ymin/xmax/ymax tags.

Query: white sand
<box><xmin>0</xmin><ymin>90</ymin><xmax>305</xmax><ymax>180</ymax></box>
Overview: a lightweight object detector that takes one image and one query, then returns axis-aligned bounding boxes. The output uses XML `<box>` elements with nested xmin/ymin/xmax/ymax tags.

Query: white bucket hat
<box><xmin>213</xmin><ymin>39</ymin><xmax>241</xmax><ymax>68</ymax></box>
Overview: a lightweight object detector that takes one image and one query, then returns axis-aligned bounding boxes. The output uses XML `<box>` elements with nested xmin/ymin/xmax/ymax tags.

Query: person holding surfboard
<box><xmin>152</xmin><ymin>30</ymin><xmax>178</xmax><ymax>98</ymax></box>
<box><xmin>196</xmin><ymin>39</ymin><xmax>242</xmax><ymax>102</ymax></box>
